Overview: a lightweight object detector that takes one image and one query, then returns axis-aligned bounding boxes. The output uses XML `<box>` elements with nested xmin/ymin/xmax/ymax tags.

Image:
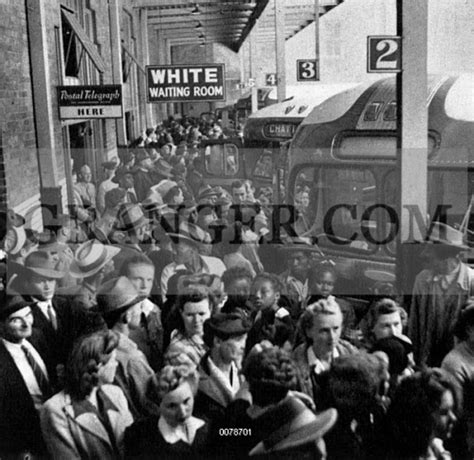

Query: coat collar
<box><xmin>63</xmin><ymin>387</ymin><xmax>120</xmax><ymax>446</ymax></box>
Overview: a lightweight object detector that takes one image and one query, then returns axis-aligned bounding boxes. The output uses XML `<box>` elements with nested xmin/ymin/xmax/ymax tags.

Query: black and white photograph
<box><xmin>0</xmin><ymin>0</ymin><xmax>473</xmax><ymax>458</ymax></box>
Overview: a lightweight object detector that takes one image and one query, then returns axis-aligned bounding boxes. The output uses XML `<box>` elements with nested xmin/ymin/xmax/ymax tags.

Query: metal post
<box><xmin>274</xmin><ymin>0</ymin><xmax>286</xmax><ymax>102</ymax></box>
<box><xmin>314</xmin><ymin>0</ymin><xmax>320</xmax><ymax>77</ymax></box>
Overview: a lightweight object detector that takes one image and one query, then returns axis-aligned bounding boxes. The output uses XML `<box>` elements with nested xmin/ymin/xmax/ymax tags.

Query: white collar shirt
<box><xmin>307</xmin><ymin>345</ymin><xmax>339</xmax><ymax>375</ymax></box>
<box><xmin>158</xmin><ymin>415</ymin><xmax>205</xmax><ymax>445</ymax></box>
<box><xmin>2</xmin><ymin>338</ymin><xmax>49</xmax><ymax>409</ymax></box>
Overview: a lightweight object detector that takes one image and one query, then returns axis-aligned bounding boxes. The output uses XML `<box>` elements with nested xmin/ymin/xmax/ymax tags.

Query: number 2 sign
<box><xmin>367</xmin><ymin>36</ymin><xmax>401</xmax><ymax>73</ymax></box>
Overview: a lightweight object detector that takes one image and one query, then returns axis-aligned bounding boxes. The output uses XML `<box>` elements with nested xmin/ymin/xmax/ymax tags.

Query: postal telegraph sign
<box><xmin>146</xmin><ymin>64</ymin><xmax>225</xmax><ymax>102</ymax></box>
<box><xmin>57</xmin><ymin>85</ymin><xmax>123</xmax><ymax>119</ymax></box>
<box><xmin>367</xmin><ymin>36</ymin><xmax>402</xmax><ymax>73</ymax></box>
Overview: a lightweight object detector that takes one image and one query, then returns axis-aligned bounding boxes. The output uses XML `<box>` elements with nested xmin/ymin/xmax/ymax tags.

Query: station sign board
<box><xmin>146</xmin><ymin>64</ymin><xmax>225</xmax><ymax>102</ymax></box>
<box><xmin>367</xmin><ymin>36</ymin><xmax>402</xmax><ymax>73</ymax></box>
<box><xmin>57</xmin><ymin>85</ymin><xmax>123</xmax><ymax>119</ymax></box>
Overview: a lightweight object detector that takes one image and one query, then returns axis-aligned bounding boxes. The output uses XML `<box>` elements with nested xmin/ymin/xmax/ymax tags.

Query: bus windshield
<box><xmin>293</xmin><ymin>166</ymin><xmax>398</xmax><ymax>254</ymax></box>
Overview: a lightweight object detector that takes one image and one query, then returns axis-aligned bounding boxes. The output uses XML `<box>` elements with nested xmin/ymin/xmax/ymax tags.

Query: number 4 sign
<box><xmin>367</xmin><ymin>36</ymin><xmax>402</xmax><ymax>73</ymax></box>
<box><xmin>297</xmin><ymin>60</ymin><xmax>319</xmax><ymax>81</ymax></box>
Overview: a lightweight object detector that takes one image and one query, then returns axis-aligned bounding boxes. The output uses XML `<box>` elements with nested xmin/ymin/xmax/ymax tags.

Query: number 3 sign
<box><xmin>297</xmin><ymin>60</ymin><xmax>319</xmax><ymax>81</ymax></box>
<box><xmin>367</xmin><ymin>36</ymin><xmax>401</xmax><ymax>73</ymax></box>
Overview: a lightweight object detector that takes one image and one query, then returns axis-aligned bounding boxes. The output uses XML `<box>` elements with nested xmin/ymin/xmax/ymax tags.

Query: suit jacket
<box><xmin>0</xmin><ymin>340</ymin><xmax>47</xmax><ymax>456</ymax></box>
<box><xmin>30</xmin><ymin>296</ymin><xmax>100</xmax><ymax>367</ymax></box>
<box><xmin>40</xmin><ymin>384</ymin><xmax>134</xmax><ymax>460</ymax></box>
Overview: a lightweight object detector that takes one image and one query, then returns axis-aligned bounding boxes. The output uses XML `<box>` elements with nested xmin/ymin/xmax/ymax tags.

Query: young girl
<box><xmin>306</xmin><ymin>262</ymin><xmax>359</xmax><ymax>345</ymax></box>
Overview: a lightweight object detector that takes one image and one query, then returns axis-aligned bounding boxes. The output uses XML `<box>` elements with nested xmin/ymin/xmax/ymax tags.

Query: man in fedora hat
<box><xmin>409</xmin><ymin>222</ymin><xmax>474</xmax><ymax>366</ymax></box>
<box><xmin>0</xmin><ymin>293</ymin><xmax>53</xmax><ymax>457</ymax></box>
<box><xmin>18</xmin><ymin>251</ymin><xmax>93</xmax><ymax>367</ymax></box>
<box><xmin>194</xmin><ymin>312</ymin><xmax>250</xmax><ymax>426</ymax></box>
<box><xmin>113</xmin><ymin>166</ymin><xmax>138</xmax><ymax>204</ymax></box>
<box><xmin>96</xmin><ymin>276</ymin><xmax>159</xmax><ymax>418</ymax></box>
<box><xmin>96</xmin><ymin>159</ymin><xmax>119</xmax><ymax>215</ymax></box>
<box><xmin>58</xmin><ymin>239</ymin><xmax>119</xmax><ymax>309</ymax></box>
<box><xmin>160</xmin><ymin>221</ymin><xmax>226</xmax><ymax>301</ymax></box>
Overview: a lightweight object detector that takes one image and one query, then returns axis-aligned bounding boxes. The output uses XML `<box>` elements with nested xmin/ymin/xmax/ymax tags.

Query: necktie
<box><xmin>127</xmin><ymin>190</ymin><xmax>137</xmax><ymax>204</ymax></box>
<box><xmin>47</xmin><ymin>304</ymin><xmax>58</xmax><ymax>331</ymax></box>
<box><xmin>21</xmin><ymin>345</ymin><xmax>51</xmax><ymax>400</ymax></box>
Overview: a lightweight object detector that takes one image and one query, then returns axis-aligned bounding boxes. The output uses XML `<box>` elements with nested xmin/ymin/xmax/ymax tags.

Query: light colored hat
<box><xmin>4</xmin><ymin>226</ymin><xmax>26</xmax><ymax>256</ymax></box>
<box><xmin>115</xmin><ymin>203</ymin><xmax>150</xmax><ymax>232</ymax></box>
<box><xmin>426</xmin><ymin>222</ymin><xmax>469</xmax><ymax>250</ymax></box>
<box><xmin>151</xmin><ymin>180</ymin><xmax>178</xmax><ymax>198</ymax></box>
<box><xmin>96</xmin><ymin>276</ymin><xmax>141</xmax><ymax>317</ymax></box>
<box><xmin>70</xmin><ymin>239</ymin><xmax>120</xmax><ymax>278</ymax></box>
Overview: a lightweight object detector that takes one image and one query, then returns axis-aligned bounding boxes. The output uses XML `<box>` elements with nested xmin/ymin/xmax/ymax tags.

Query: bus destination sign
<box><xmin>263</xmin><ymin>123</ymin><xmax>298</xmax><ymax>139</ymax></box>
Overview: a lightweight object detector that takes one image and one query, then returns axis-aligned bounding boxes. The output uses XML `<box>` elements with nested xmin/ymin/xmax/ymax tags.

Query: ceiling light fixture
<box><xmin>190</xmin><ymin>3</ymin><xmax>201</xmax><ymax>15</ymax></box>
<box><xmin>198</xmin><ymin>32</ymin><xmax>205</xmax><ymax>40</ymax></box>
<box><xmin>195</xmin><ymin>21</ymin><xmax>203</xmax><ymax>30</ymax></box>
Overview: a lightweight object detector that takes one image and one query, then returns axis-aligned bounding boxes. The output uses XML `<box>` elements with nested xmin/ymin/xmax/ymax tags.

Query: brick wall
<box><xmin>0</xmin><ymin>0</ymin><xmax>40</xmax><ymax>211</ymax></box>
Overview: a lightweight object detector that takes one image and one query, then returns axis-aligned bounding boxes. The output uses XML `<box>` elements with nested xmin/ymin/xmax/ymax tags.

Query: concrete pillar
<box><xmin>398</xmin><ymin>0</ymin><xmax>428</xmax><ymax>241</ymax></box>
<box><xmin>156</xmin><ymin>29</ymin><xmax>168</xmax><ymax>121</ymax></box>
<box><xmin>26</xmin><ymin>0</ymin><xmax>62</xmax><ymax>224</ymax></box>
<box><xmin>26</xmin><ymin>0</ymin><xmax>60</xmax><ymax>187</ymax></box>
<box><xmin>396</xmin><ymin>0</ymin><xmax>428</xmax><ymax>295</ymax></box>
<box><xmin>108</xmin><ymin>0</ymin><xmax>127</xmax><ymax>145</ymax></box>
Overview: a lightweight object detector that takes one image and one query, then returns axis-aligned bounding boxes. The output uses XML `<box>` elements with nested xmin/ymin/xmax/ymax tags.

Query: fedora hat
<box><xmin>112</xmin><ymin>167</ymin><xmax>134</xmax><ymax>184</ymax></box>
<box><xmin>102</xmin><ymin>159</ymin><xmax>118</xmax><ymax>171</ymax></box>
<box><xmin>115</xmin><ymin>203</ymin><xmax>150</xmax><ymax>232</ymax></box>
<box><xmin>96</xmin><ymin>276</ymin><xmax>141</xmax><ymax>317</ymax></box>
<box><xmin>23</xmin><ymin>251</ymin><xmax>65</xmax><ymax>279</ymax></box>
<box><xmin>70</xmin><ymin>240</ymin><xmax>120</xmax><ymax>278</ymax></box>
<box><xmin>168</xmin><ymin>221</ymin><xmax>211</xmax><ymax>247</ymax></box>
<box><xmin>142</xmin><ymin>191</ymin><xmax>167</xmax><ymax>213</ymax></box>
<box><xmin>4</xmin><ymin>226</ymin><xmax>26</xmax><ymax>256</ymax></box>
<box><xmin>197</xmin><ymin>186</ymin><xmax>220</xmax><ymax>203</ymax></box>
<box><xmin>0</xmin><ymin>292</ymin><xmax>33</xmax><ymax>321</ymax></box>
<box><xmin>153</xmin><ymin>158</ymin><xmax>174</xmax><ymax>178</ymax></box>
<box><xmin>151</xmin><ymin>180</ymin><xmax>178</xmax><ymax>198</ymax></box>
<box><xmin>134</xmin><ymin>149</ymin><xmax>150</xmax><ymax>163</ymax></box>
<box><xmin>425</xmin><ymin>222</ymin><xmax>469</xmax><ymax>249</ymax></box>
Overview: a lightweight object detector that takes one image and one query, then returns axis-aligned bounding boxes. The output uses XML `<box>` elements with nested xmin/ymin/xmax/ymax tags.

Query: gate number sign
<box><xmin>367</xmin><ymin>36</ymin><xmax>401</xmax><ymax>73</ymax></box>
<box><xmin>297</xmin><ymin>59</ymin><xmax>319</xmax><ymax>81</ymax></box>
<box><xmin>265</xmin><ymin>73</ymin><xmax>277</xmax><ymax>86</ymax></box>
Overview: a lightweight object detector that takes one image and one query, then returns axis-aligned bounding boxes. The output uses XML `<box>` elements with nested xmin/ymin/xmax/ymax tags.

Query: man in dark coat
<box><xmin>0</xmin><ymin>293</ymin><xmax>53</xmax><ymax>457</ymax></box>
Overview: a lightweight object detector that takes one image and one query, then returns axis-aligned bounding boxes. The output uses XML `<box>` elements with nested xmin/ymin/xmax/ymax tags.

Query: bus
<box><xmin>199</xmin><ymin>84</ymin><xmax>357</xmax><ymax>197</ymax></box>
<box><xmin>287</xmin><ymin>74</ymin><xmax>474</xmax><ymax>298</ymax></box>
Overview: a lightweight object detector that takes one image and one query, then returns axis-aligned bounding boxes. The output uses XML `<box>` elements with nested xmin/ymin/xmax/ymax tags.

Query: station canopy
<box><xmin>132</xmin><ymin>0</ymin><xmax>344</xmax><ymax>52</ymax></box>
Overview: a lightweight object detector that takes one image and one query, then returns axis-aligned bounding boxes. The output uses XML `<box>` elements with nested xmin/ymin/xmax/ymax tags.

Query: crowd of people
<box><xmin>0</xmin><ymin>117</ymin><xmax>473</xmax><ymax>459</ymax></box>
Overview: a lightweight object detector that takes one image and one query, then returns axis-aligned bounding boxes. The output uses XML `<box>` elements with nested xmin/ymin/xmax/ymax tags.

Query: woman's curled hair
<box><xmin>65</xmin><ymin>330</ymin><xmax>119</xmax><ymax>399</ymax></box>
<box><xmin>153</xmin><ymin>364</ymin><xmax>199</xmax><ymax>402</ymax></box>
<box><xmin>243</xmin><ymin>346</ymin><xmax>297</xmax><ymax>406</ymax></box>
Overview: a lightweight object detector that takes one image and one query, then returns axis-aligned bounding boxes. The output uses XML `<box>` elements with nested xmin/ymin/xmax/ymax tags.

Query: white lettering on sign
<box><xmin>150</xmin><ymin>67</ymin><xmax>214</xmax><ymax>85</ymax></box>
<box><xmin>149</xmin><ymin>87</ymin><xmax>191</xmax><ymax>98</ymax></box>
<box><xmin>193</xmin><ymin>86</ymin><xmax>223</xmax><ymax>97</ymax></box>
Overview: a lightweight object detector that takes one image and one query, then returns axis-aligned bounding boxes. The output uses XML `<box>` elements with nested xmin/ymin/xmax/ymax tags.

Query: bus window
<box><xmin>293</xmin><ymin>167</ymin><xmax>379</xmax><ymax>252</ymax></box>
<box><xmin>204</xmin><ymin>144</ymin><xmax>239</xmax><ymax>177</ymax></box>
<box><xmin>428</xmin><ymin>169</ymin><xmax>471</xmax><ymax>228</ymax></box>
<box><xmin>254</xmin><ymin>152</ymin><xmax>273</xmax><ymax>178</ymax></box>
